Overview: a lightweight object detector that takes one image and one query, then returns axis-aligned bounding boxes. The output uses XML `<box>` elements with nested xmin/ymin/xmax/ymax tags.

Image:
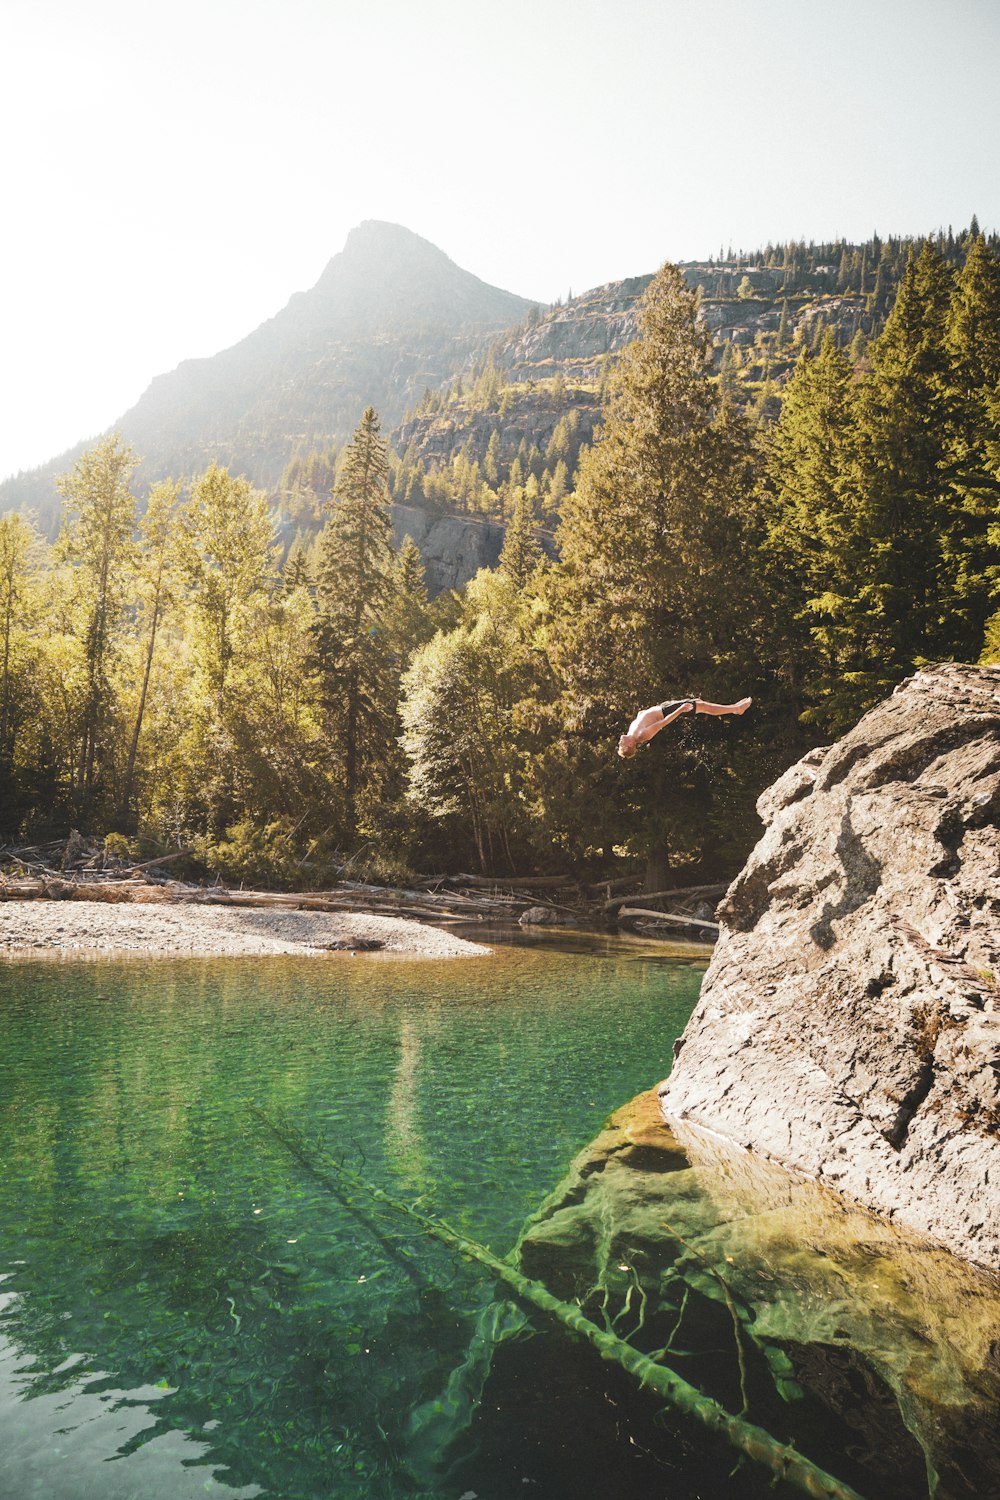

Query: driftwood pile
<box><xmin>0</xmin><ymin>836</ymin><xmax>722</xmax><ymax>941</ymax></box>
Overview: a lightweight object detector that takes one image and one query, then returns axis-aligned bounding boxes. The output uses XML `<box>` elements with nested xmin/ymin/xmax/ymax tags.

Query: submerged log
<box><xmin>253</xmin><ymin>1107</ymin><xmax>868</xmax><ymax>1500</ymax></box>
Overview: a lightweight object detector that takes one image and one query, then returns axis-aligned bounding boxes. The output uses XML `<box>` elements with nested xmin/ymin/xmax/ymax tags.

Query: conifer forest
<box><xmin>2</xmin><ymin>229</ymin><xmax>999</xmax><ymax>889</ymax></box>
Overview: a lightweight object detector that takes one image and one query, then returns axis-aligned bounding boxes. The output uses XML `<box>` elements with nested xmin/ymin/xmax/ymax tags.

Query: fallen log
<box><xmin>444</xmin><ymin>873</ymin><xmax>576</xmax><ymax>890</ymax></box>
<box><xmin>617</xmin><ymin>907</ymin><xmax>721</xmax><ymax>935</ymax></box>
<box><xmin>598</xmin><ymin>883</ymin><xmax>725</xmax><ymax>913</ymax></box>
<box><xmin>0</xmin><ymin>878</ymin><xmax>515</xmax><ymax>924</ymax></box>
<box><xmin>126</xmin><ymin>848</ymin><xmax>196</xmax><ymax>874</ymax></box>
<box><xmin>587</xmin><ymin>875</ymin><xmax>642</xmax><ymax>896</ymax></box>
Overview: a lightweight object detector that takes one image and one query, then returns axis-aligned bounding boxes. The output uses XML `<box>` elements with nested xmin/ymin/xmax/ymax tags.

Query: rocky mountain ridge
<box><xmin>0</xmin><ymin>222</ymin><xmax>537</xmax><ymax>532</ymax></box>
<box><xmin>1</xmin><ymin>223</ymin><xmax>957</xmax><ymax>594</ymax></box>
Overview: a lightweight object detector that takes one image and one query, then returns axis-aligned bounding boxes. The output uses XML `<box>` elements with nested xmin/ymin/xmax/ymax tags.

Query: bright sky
<box><xmin>2</xmin><ymin>0</ymin><xmax>998</xmax><ymax>482</ymax></box>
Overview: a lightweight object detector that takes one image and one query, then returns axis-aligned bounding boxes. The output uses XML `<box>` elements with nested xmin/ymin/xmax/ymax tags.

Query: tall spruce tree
<box><xmin>791</xmin><ymin>244</ymin><xmax>959</xmax><ymax>720</ymax></box>
<box><xmin>940</xmin><ymin>235</ymin><xmax>1000</xmax><ymax>651</ymax></box>
<box><xmin>761</xmin><ymin>335</ymin><xmax>862</xmax><ymax>727</ymax></box>
<box><xmin>499</xmin><ymin>491</ymin><xmax>545</xmax><ymax>586</ymax></box>
<box><xmin>312</xmin><ymin>406</ymin><xmax>395</xmax><ymax>833</ymax></box>
<box><xmin>543</xmin><ymin>262</ymin><xmax>763</xmax><ymax>883</ymax></box>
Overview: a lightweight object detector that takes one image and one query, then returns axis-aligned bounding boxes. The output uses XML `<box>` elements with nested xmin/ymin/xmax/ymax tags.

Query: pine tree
<box><xmin>282</xmin><ymin>534</ymin><xmax>314</xmax><ymax>593</ymax></box>
<box><xmin>939</xmin><ymin>236</ymin><xmax>1000</xmax><ymax>649</ymax></box>
<box><xmin>543</xmin><ymin>262</ymin><xmax>763</xmax><ymax>880</ymax></box>
<box><xmin>761</xmin><ymin>337</ymin><xmax>861</xmax><ymax>726</ymax></box>
<box><xmin>834</xmin><ymin>245</ymin><xmax>957</xmax><ymax>708</ymax></box>
<box><xmin>386</xmin><ymin>535</ymin><xmax>432</xmax><ymax>661</ymax></box>
<box><xmin>312</xmin><ymin>406</ymin><xmax>395</xmax><ymax>833</ymax></box>
<box><xmin>499</xmin><ymin>492</ymin><xmax>545</xmax><ymax>586</ymax></box>
<box><xmin>718</xmin><ymin>341</ymin><xmax>739</xmax><ymax>403</ymax></box>
<box><xmin>947</xmin><ymin>234</ymin><xmax>1000</xmax><ymax>398</ymax></box>
<box><xmin>547</xmin><ymin>459</ymin><xmax>570</xmax><ymax>513</ymax></box>
<box><xmin>483</xmin><ymin>429</ymin><xmax>501</xmax><ymax>486</ymax></box>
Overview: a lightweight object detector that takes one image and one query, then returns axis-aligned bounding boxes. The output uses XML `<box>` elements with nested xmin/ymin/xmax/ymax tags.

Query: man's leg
<box><xmin>691</xmin><ymin>697</ymin><xmax>752</xmax><ymax>717</ymax></box>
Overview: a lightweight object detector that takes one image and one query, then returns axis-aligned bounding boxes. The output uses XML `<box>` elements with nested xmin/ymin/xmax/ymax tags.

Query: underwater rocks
<box><xmin>658</xmin><ymin>663</ymin><xmax>1000</xmax><ymax>1270</ymax></box>
<box><xmin>514</xmin><ymin>1092</ymin><xmax>1000</xmax><ymax>1500</ymax></box>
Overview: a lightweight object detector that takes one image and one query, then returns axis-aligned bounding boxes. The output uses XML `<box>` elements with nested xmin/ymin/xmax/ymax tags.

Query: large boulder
<box><xmin>658</xmin><ymin>663</ymin><xmax>1000</xmax><ymax>1269</ymax></box>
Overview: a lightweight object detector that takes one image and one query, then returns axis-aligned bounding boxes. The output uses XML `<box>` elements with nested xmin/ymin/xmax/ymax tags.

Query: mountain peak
<box><xmin>310</xmin><ymin>222</ymin><xmax>531</xmax><ymax>331</ymax></box>
<box><xmin>342</xmin><ymin>220</ymin><xmax>445</xmax><ymax>255</ymax></box>
<box><xmin>0</xmin><ymin>223</ymin><xmax>537</xmax><ymax>519</ymax></box>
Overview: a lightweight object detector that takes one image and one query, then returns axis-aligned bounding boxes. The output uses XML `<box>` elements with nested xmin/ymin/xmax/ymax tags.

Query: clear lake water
<box><xmin>0</xmin><ymin>934</ymin><xmax>997</xmax><ymax>1500</ymax></box>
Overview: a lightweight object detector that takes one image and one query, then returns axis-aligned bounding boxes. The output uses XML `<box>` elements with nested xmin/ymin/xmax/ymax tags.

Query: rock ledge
<box><xmin>659</xmin><ymin>663</ymin><xmax>1000</xmax><ymax>1269</ymax></box>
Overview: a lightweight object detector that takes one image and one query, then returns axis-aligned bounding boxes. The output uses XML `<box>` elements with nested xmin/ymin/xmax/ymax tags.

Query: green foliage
<box><xmin>194</xmin><ymin>815</ymin><xmax>305</xmax><ymax>886</ymax></box>
<box><xmin>762</xmin><ymin>239</ymin><xmax>1000</xmax><ymax>732</ymax></box>
<box><xmin>498</xmin><ymin>492</ymin><xmax>545</xmax><ymax>586</ymax></box>
<box><xmin>4</xmin><ymin>231</ymin><xmax>1000</xmax><ymax>888</ymax></box>
<box><xmin>400</xmin><ymin>570</ymin><xmax>539</xmax><ymax>873</ymax></box>
<box><xmin>56</xmin><ymin>433</ymin><xmax>139</xmax><ymax>811</ymax></box>
<box><xmin>181</xmin><ymin>463</ymin><xmax>278</xmax><ymax>711</ymax></box>
<box><xmin>536</xmin><ymin>261</ymin><xmax>772</xmax><ymax>876</ymax></box>
<box><xmin>312</xmin><ymin>407</ymin><xmax>399</xmax><ymax>836</ymax></box>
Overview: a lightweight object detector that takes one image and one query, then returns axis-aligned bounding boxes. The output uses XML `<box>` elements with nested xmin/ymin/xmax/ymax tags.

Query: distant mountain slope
<box><xmin>388</xmin><ymin>235</ymin><xmax>972</xmax><ymax>498</ymax></box>
<box><xmin>0</xmin><ymin>221</ymin><xmax>537</xmax><ymax>531</ymax></box>
<box><xmin>5</xmin><ymin>221</ymin><xmax>987</xmax><ymax>546</ymax></box>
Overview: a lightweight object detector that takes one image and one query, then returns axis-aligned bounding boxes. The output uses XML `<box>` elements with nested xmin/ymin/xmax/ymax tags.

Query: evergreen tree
<box><xmin>780</xmin><ymin>244</ymin><xmax>962</xmax><ymax>727</ymax></box>
<box><xmin>939</xmin><ymin>236</ymin><xmax>1000</xmax><ymax>649</ymax></box>
<box><xmin>854</xmin><ymin>244</ymin><xmax>958</xmax><ymax>678</ymax></box>
<box><xmin>761</xmin><ymin>337</ymin><xmax>862</xmax><ymax>725</ymax></box>
<box><xmin>282</xmin><ymin>534</ymin><xmax>314</xmax><ymax>593</ymax></box>
<box><xmin>547</xmin><ymin>459</ymin><xmax>570</xmax><ymax>513</ymax></box>
<box><xmin>483</xmin><ymin>429</ymin><xmax>501</xmax><ymax>486</ymax></box>
<box><xmin>386</xmin><ymin>535</ymin><xmax>432</xmax><ymax>661</ymax></box>
<box><xmin>718</xmin><ymin>341</ymin><xmax>739</xmax><ymax>403</ymax></box>
<box><xmin>947</xmin><ymin>234</ymin><xmax>1000</xmax><ymax>398</ymax></box>
<box><xmin>499</xmin><ymin>492</ymin><xmax>545</xmax><ymax>586</ymax></box>
<box><xmin>312</xmin><ymin>406</ymin><xmax>395</xmax><ymax>833</ymax></box>
<box><xmin>543</xmin><ymin>262</ymin><xmax>764</xmax><ymax>882</ymax></box>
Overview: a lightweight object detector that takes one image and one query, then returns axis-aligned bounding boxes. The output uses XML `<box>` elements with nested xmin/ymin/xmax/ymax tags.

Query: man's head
<box><xmin>617</xmin><ymin>733</ymin><xmax>638</xmax><ymax>759</ymax></box>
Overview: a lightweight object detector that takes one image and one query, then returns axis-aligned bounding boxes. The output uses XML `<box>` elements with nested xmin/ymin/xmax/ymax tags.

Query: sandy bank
<box><xmin>0</xmin><ymin>899</ymin><xmax>490</xmax><ymax>959</ymax></box>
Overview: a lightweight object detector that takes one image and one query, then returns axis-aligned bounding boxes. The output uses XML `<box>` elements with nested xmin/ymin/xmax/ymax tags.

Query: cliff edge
<box><xmin>659</xmin><ymin>662</ymin><xmax>1000</xmax><ymax>1269</ymax></box>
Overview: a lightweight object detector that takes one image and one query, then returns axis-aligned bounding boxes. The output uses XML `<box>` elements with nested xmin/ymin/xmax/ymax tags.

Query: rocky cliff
<box><xmin>390</xmin><ymin>504</ymin><xmax>505</xmax><ymax>594</ymax></box>
<box><xmin>658</xmin><ymin>663</ymin><xmax>1000</xmax><ymax>1270</ymax></box>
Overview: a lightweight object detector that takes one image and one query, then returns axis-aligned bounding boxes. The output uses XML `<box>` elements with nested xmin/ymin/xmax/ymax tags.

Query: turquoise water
<box><xmin>0</xmin><ymin>939</ymin><xmax>704</xmax><ymax>1500</ymax></box>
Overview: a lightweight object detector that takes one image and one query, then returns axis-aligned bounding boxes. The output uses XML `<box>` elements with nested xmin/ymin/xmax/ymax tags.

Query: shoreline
<box><xmin>0</xmin><ymin>899</ymin><xmax>491</xmax><ymax>960</ymax></box>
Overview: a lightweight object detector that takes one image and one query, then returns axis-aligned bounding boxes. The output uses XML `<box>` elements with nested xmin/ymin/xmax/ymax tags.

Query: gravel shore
<box><xmin>0</xmin><ymin>899</ymin><xmax>490</xmax><ymax>959</ymax></box>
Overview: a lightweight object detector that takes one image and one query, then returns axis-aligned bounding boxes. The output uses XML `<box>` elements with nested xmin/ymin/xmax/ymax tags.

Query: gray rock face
<box><xmin>659</xmin><ymin>663</ymin><xmax>1000</xmax><ymax>1269</ymax></box>
<box><xmin>390</xmin><ymin>504</ymin><xmax>505</xmax><ymax>595</ymax></box>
